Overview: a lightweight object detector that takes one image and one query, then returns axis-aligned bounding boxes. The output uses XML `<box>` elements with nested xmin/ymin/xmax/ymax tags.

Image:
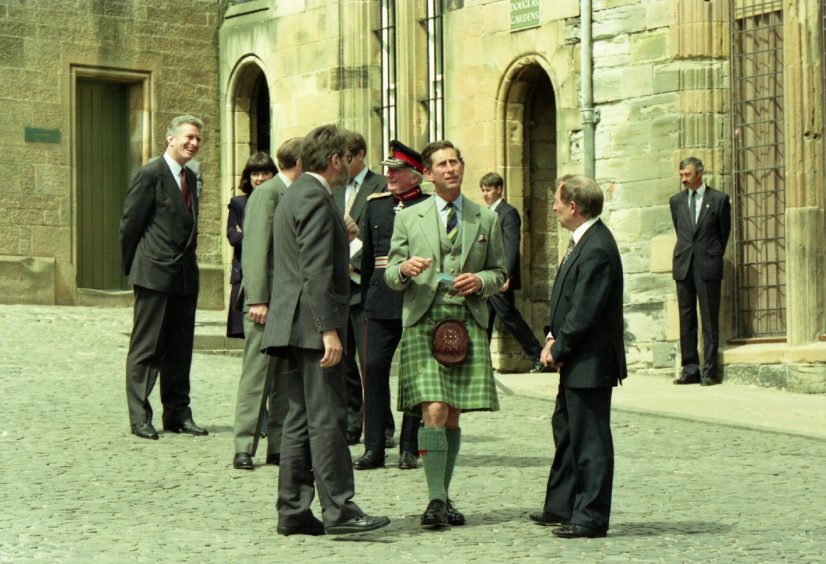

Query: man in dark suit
<box><xmin>479</xmin><ymin>172</ymin><xmax>544</xmax><ymax>373</ymax></box>
<box><xmin>332</xmin><ymin>132</ymin><xmax>388</xmax><ymax>445</ymax></box>
<box><xmin>531</xmin><ymin>174</ymin><xmax>626</xmax><ymax>539</ymax></box>
<box><xmin>261</xmin><ymin>124</ymin><xmax>389</xmax><ymax>536</ymax></box>
<box><xmin>353</xmin><ymin>140</ymin><xmax>428</xmax><ymax>472</ymax></box>
<box><xmin>120</xmin><ymin>114</ymin><xmax>208</xmax><ymax>440</ymax></box>
<box><xmin>231</xmin><ymin>137</ymin><xmax>302</xmax><ymax>470</ymax></box>
<box><xmin>670</xmin><ymin>157</ymin><xmax>731</xmax><ymax>386</ymax></box>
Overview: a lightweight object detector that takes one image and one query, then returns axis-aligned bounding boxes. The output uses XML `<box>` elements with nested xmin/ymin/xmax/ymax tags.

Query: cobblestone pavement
<box><xmin>1</xmin><ymin>305</ymin><xmax>825</xmax><ymax>563</ymax></box>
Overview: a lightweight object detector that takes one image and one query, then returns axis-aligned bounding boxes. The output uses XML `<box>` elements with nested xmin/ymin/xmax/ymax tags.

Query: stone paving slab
<box><xmin>1</xmin><ymin>305</ymin><xmax>825</xmax><ymax>562</ymax></box>
<box><xmin>496</xmin><ymin>371</ymin><xmax>826</xmax><ymax>441</ymax></box>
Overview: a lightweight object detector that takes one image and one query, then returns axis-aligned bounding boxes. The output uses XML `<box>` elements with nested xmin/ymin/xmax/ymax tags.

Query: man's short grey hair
<box><xmin>679</xmin><ymin>156</ymin><xmax>704</xmax><ymax>174</ymax></box>
<box><xmin>166</xmin><ymin>115</ymin><xmax>204</xmax><ymax>138</ymax></box>
<box><xmin>555</xmin><ymin>174</ymin><xmax>604</xmax><ymax>219</ymax></box>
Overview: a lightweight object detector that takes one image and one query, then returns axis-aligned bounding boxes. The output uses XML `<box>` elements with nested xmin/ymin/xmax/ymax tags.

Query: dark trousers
<box><xmin>341</xmin><ymin>305</ymin><xmax>366</xmax><ymax>433</ymax></box>
<box><xmin>675</xmin><ymin>260</ymin><xmax>722</xmax><ymax>380</ymax></box>
<box><xmin>487</xmin><ymin>290</ymin><xmax>542</xmax><ymax>360</ymax></box>
<box><xmin>543</xmin><ymin>385</ymin><xmax>614</xmax><ymax>531</ymax></box>
<box><xmin>125</xmin><ymin>285</ymin><xmax>197</xmax><ymax>426</ymax></box>
<box><xmin>363</xmin><ymin>318</ymin><xmax>420</xmax><ymax>455</ymax></box>
<box><xmin>277</xmin><ymin>347</ymin><xmax>362</xmax><ymax>528</ymax></box>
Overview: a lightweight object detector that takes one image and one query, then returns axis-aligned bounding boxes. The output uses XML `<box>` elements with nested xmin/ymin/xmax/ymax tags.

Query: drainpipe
<box><xmin>580</xmin><ymin>0</ymin><xmax>598</xmax><ymax>178</ymax></box>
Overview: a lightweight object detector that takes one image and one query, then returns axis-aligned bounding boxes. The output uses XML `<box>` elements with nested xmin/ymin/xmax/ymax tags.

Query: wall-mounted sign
<box><xmin>510</xmin><ymin>0</ymin><xmax>541</xmax><ymax>32</ymax></box>
<box><xmin>25</xmin><ymin>127</ymin><xmax>61</xmax><ymax>144</ymax></box>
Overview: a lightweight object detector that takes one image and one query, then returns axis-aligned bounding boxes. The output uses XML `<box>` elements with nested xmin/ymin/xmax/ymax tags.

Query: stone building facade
<box><xmin>3</xmin><ymin>0</ymin><xmax>825</xmax><ymax>390</ymax></box>
<box><xmin>0</xmin><ymin>0</ymin><xmax>226</xmax><ymax>308</ymax></box>
<box><xmin>218</xmin><ymin>0</ymin><xmax>826</xmax><ymax>389</ymax></box>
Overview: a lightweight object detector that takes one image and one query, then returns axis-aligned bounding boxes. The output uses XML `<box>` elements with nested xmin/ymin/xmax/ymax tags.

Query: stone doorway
<box><xmin>230</xmin><ymin>61</ymin><xmax>271</xmax><ymax>193</ymax></box>
<box><xmin>496</xmin><ymin>60</ymin><xmax>558</xmax><ymax>371</ymax></box>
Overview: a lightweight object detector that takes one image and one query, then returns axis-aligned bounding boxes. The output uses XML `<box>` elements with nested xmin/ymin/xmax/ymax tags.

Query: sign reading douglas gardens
<box><xmin>510</xmin><ymin>0</ymin><xmax>540</xmax><ymax>32</ymax></box>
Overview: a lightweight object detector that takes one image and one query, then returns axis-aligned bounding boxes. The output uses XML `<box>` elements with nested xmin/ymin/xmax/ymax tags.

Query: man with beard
<box><xmin>262</xmin><ymin>124</ymin><xmax>389</xmax><ymax>536</ymax></box>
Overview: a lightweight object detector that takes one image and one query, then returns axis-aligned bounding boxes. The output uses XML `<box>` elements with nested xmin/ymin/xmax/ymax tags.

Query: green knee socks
<box><xmin>444</xmin><ymin>428</ymin><xmax>461</xmax><ymax>495</ymax></box>
<box><xmin>418</xmin><ymin>427</ymin><xmax>448</xmax><ymax>501</ymax></box>
<box><xmin>418</xmin><ymin>427</ymin><xmax>462</xmax><ymax>501</ymax></box>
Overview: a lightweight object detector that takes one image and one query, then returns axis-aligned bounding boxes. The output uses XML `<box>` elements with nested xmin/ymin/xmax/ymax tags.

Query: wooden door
<box><xmin>76</xmin><ymin>79</ymin><xmax>130</xmax><ymax>290</ymax></box>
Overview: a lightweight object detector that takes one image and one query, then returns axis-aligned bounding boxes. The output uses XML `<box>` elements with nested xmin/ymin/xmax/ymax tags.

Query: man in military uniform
<box><xmin>354</xmin><ymin>141</ymin><xmax>429</xmax><ymax>472</ymax></box>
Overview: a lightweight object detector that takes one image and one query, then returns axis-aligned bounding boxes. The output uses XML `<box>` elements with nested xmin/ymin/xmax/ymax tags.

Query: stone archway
<box><xmin>494</xmin><ymin>57</ymin><xmax>558</xmax><ymax>370</ymax></box>
<box><xmin>228</xmin><ymin>59</ymin><xmax>271</xmax><ymax>195</ymax></box>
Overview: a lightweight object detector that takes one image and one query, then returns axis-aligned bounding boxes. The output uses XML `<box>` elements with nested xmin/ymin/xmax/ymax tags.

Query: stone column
<box><xmin>339</xmin><ymin>0</ymin><xmax>381</xmax><ymax>152</ymax></box>
<box><xmin>783</xmin><ymin>0</ymin><xmax>825</xmax><ymax>344</ymax></box>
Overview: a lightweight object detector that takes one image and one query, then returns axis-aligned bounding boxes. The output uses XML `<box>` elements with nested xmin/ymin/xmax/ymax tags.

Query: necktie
<box><xmin>689</xmin><ymin>190</ymin><xmax>697</xmax><ymax>228</ymax></box>
<box><xmin>345</xmin><ymin>181</ymin><xmax>358</xmax><ymax>216</ymax></box>
<box><xmin>181</xmin><ymin>169</ymin><xmax>191</xmax><ymax>208</ymax></box>
<box><xmin>446</xmin><ymin>202</ymin><xmax>458</xmax><ymax>243</ymax></box>
<box><xmin>560</xmin><ymin>237</ymin><xmax>575</xmax><ymax>268</ymax></box>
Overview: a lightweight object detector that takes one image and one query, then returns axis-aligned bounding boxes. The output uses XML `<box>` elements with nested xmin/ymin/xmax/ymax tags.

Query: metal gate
<box><xmin>730</xmin><ymin>0</ymin><xmax>786</xmax><ymax>338</ymax></box>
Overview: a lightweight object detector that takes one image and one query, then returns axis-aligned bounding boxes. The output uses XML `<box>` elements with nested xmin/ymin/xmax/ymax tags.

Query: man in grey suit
<box><xmin>531</xmin><ymin>174</ymin><xmax>626</xmax><ymax>538</ymax></box>
<box><xmin>231</xmin><ymin>137</ymin><xmax>302</xmax><ymax>470</ymax></box>
<box><xmin>120</xmin><ymin>114</ymin><xmax>208</xmax><ymax>440</ymax></box>
<box><xmin>261</xmin><ymin>124</ymin><xmax>390</xmax><ymax>536</ymax></box>
<box><xmin>332</xmin><ymin>132</ymin><xmax>387</xmax><ymax>445</ymax></box>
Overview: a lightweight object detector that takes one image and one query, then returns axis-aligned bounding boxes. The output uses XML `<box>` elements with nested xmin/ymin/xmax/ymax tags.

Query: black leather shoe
<box><xmin>700</xmin><ymin>377</ymin><xmax>721</xmax><ymax>386</ymax></box>
<box><xmin>277</xmin><ymin>515</ymin><xmax>325</xmax><ymax>536</ymax></box>
<box><xmin>164</xmin><ymin>417</ymin><xmax>208</xmax><ymax>435</ymax></box>
<box><xmin>354</xmin><ymin>450</ymin><xmax>385</xmax><ymax>470</ymax></box>
<box><xmin>326</xmin><ymin>514</ymin><xmax>390</xmax><ymax>535</ymax></box>
<box><xmin>233</xmin><ymin>452</ymin><xmax>253</xmax><ymax>470</ymax></box>
<box><xmin>552</xmin><ymin>523</ymin><xmax>607</xmax><ymax>538</ymax></box>
<box><xmin>421</xmin><ymin>499</ymin><xmax>447</xmax><ymax>528</ymax></box>
<box><xmin>266</xmin><ymin>453</ymin><xmax>280</xmax><ymax>465</ymax></box>
<box><xmin>529</xmin><ymin>359</ymin><xmax>546</xmax><ymax>373</ymax></box>
<box><xmin>385</xmin><ymin>435</ymin><xmax>396</xmax><ymax>448</ymax></box>
<box><xmin>446</xmin><ymin>499</ymin><xmax>465</xmax><ymax>526</ymax></box>
<box><xmin>529</xmin><ymin>511</ymin><xmax>567</xmax><ymax>526</ymax></box>
<box><xmin>398</xmin><ymin>451</ymin><xmax>419</xmax><ymax>470</ymax></box>
<box><xmin>131</xmin><ymin>422</ymin><xmax>158</xmax><ymax>440</ymax></box>
<box><xmin>673</xmin><ymin>374</ymin><xmax>701</xmax><ymax>385</ymax></box>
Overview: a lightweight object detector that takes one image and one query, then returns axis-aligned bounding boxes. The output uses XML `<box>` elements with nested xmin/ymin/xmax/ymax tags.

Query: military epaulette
<box><xmin>367</xmin><ymin>191</ymin><xmax>393</xmax><ymax>201</ymax></box>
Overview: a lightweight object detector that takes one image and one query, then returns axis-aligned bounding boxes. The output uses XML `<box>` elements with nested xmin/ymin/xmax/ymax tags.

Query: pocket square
<box><xmin>476</xmin><ymin>235</ymin><xmax>488</xmax><ymax>243</ymax></box>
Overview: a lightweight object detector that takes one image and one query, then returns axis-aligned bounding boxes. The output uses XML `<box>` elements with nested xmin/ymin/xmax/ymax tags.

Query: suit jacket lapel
<box><xmin>550</xmin><ymin>221</ymin><xmax>602</xmax><ymax>324</ymax></box>
<box><xmin>416</xmin><ymin>198</ymin><xmax>441</xmax><ymax>267</ymax></box>
<box><xmin>460</xmin><ymin>200</ymin><xmax>482</xmax><ymax>268</ymax></box>
<box><xmin>161</xmin><ymin>160</ymin><xmax>191</xmax><ymax>217</ymax></box>
<box><xmin>679</xmin><ymin>191</ymin><xmax>694</xmax><ymax>233</ymax></box>
<box><xmin>694</xmin><ymin>189</ymin><xmax>712</xmax><ymax>231</ymax></box>
<box><xmin>185</xmin><ymin>166</ymin><xmax>198</xmax><ymax>221</ymax></box>
<box><xmin>350</xmin><ymin>170</ymin><xmax>377</xmax><ymax>222</ymax></box>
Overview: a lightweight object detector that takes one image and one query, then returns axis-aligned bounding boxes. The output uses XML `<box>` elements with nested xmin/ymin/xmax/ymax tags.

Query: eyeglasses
<box><xmin>342</xmin><ymin>153</ymin><xmax>353</xmax><ymax>164</ymax></box>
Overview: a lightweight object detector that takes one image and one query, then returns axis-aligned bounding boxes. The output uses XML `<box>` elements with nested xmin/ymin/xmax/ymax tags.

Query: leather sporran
<box><xmin>430</xmin><ymin>318</ymin><xmax>469</xmax><ymax>366</ymax></box>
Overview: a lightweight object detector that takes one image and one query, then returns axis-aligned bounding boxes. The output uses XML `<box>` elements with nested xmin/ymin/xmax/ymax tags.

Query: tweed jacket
<box><xmin>240</xmin><ymin>175</ymin><xmax>288</xmax><ymax>311</ymax></box>
<box><xmin>384</xmin><ymin>196</ymin><xmax>507</xmax><ymax>329</ymax></box>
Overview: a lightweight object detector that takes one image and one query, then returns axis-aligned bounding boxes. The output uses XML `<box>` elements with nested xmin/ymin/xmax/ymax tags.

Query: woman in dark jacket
<box><xmin>226</xmin><ymin>151</ymin><xmax>278</xmax><ymax>338</ymax></box>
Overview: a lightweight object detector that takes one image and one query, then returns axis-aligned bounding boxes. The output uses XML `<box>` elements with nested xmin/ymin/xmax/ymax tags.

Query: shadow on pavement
<box><xmin>609</xmin><ymin>521</ymin><xmax>734</xmax><ymax>537</ymax></box>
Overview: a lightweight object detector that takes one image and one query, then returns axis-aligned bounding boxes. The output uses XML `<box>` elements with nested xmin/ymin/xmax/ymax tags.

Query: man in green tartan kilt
<box><xmin>385</xmin><ymin>140</ymin><xmax>507</xmax><ymax>528</ymax></box>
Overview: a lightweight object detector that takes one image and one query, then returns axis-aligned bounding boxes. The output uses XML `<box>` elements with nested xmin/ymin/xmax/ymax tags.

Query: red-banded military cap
<box><xmin>380</xmin><ymin>140</ymin><xmax>424</xmax><ymax>173</ymax></box>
